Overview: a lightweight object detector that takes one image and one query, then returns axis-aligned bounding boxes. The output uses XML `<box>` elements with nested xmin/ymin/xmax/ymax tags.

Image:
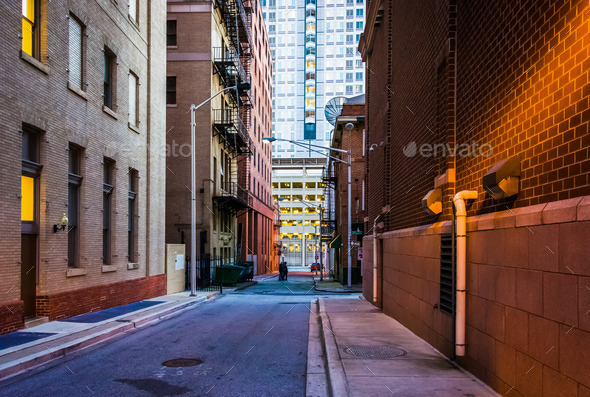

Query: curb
<box><xmin>234</xmin><ymin>281</ymin><xmax>258</xmax><ymax>291</ymax></box>
<box><xmin>318</xmin><ymin>298</ymin><xmax>350</xmax><ymax>397</ymax></box>
<box><xmin>305</xmin><ymin>299</ymin><xmax>330</xmax><ymax>397</ymax></box>
<box><xmin>0</xmin><ymin>295</ymin><xmax>212</xmax><ymax>381</ymax></box>
<box><xmin>313</xmin><ymin>280</ymin><xmax>362</xmax><ymax>294</ymax></box>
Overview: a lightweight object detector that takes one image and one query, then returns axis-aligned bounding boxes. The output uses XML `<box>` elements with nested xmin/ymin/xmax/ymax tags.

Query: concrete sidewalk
<box><xmin>309</xmin><ymin>297</ymin><xmax>499</xmax><ymax>397</ymax></box>
<box><xmin>0</xmin><ymin>290</ymin><xmax>219</xmax><ymax>381</ymax></box>
<box><xmin>313</xmin><ymin>276</ymin><xmax>362</xmax><ymax>293</ymax></box>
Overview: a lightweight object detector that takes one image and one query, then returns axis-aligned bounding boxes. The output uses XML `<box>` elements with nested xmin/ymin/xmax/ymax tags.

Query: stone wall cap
<box><xmin>542</xmin><ymin>197</ymin><xmax>583</xmax><ymax>224</ymax></box>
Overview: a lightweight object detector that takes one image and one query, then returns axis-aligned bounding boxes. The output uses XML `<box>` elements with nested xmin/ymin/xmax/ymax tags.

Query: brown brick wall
<box><xmin>35</xmin><ymin>274</ymin><xmax>166</xmax><ymax>321</ymax></box>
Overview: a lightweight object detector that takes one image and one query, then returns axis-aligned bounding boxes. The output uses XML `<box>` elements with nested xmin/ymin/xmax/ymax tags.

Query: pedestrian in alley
<box><xmin>279</xmin><ymin>261</ymin><xmax>288</xmax><ymax>281</ymax></box>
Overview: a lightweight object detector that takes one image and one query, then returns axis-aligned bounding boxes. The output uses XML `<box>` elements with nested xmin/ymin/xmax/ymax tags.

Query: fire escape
<box><xmin>321</xmin><ymin>163</ymin><xmax>337</xmax><ymax>241</ymax></box>
<box><xmin>212</xmin><ymin>0</ymin><xmax>254</xmax><ymax>213</ymax></box>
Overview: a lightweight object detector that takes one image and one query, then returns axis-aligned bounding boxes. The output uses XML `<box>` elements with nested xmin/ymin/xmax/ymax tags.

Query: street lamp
<box><xmin>188</xmin><ymin>82</ymin><xmax>250</xmax><ymax>296</ymax></box>
<box><xmin>263</xmin><ymin>134</ymin><xmax>353</xmax><ymax>288</ymax></box>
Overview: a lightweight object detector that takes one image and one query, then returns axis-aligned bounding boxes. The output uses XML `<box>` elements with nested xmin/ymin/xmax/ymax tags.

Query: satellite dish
<box><xmin>324</xmin><ymin>96</ymin><xmax>349</xmax><ymax>126</ymax></box>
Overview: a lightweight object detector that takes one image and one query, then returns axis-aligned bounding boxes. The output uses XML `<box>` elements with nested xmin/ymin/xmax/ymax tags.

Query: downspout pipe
<box><xmin>372</xmin><ymin>214</ymin><xmax>381</xmax><ymax>303</ymax></box>
<box><xmin>452</xmin><ymin>190</ymin><xmax>477</xmax><ymax>357</ymax></box>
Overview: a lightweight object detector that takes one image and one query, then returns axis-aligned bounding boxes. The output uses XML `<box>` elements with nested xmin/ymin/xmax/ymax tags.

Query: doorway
<box><xmin>21</xmin><ymin>234</ymin><xmax>37</xmax><ymax>317</ymax></box>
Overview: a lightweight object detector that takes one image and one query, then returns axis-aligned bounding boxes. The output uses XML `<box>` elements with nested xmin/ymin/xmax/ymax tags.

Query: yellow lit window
<box><xmin>21</xmin><ymin>175</ymin><xmax>35</xmax><ymax>221</ymax></box>
<box><xmin>22</xmin><ymin>0</ymin><xmax>36</xmax><ymax>56</ymax></box>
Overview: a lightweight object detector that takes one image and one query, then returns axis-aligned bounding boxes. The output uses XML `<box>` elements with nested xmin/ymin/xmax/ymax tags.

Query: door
<box><xmin>21</xmin><ymin>234</ymin><xmax>37</xmax><ymax>317</ymax></box>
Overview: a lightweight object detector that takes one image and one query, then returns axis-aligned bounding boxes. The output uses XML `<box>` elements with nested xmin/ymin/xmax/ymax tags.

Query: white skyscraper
<box><xmin>263</xmin><ymin>0</ymin><xmax>366</xmax><ymax>157</ymax></box>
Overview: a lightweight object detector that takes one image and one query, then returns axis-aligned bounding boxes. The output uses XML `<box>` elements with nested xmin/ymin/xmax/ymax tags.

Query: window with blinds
<box><xmin>129</xmin><ymin>72</ymin><xmax>138</xmax><ymax>126</ymax></box>
<box><xmin>69</xmin><ymin>16</ymin><xmax>83</xmax><ymax>88</ymax></box>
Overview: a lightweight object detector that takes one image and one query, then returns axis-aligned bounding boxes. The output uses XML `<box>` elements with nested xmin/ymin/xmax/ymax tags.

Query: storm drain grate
<box><xmin>343</xmin><ymin>346</ymin><xmax>407</xmax><ymax>359</ymax></box>
<box><xmin>162</xmin><ymin>358</ymin><xmax>203</xmax><ymax>367</ymax></box>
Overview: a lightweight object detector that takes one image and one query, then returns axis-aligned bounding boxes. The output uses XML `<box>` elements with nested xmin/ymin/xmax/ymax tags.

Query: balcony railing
<box><xmin>212</xmin><ymin>47</ymin><xmax>248</xmax><ymax>87</ymax></box>
<box><xmin>214</xmin><ymin>182</ymin><xmax>251</xmax><ymax>210</ymax></box>
<box><xmin>212</xmin><ymin>108</ymin><xmax>249</xmax><ymax>154</ymax></box>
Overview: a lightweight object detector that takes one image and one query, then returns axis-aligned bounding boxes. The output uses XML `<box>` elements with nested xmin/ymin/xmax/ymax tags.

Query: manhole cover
<box><xmin>343</xmin><ymin>346</ymin><xmax>406</xmax><ymax>359</ymax></box>
<box><xmin>162</xmin><ymin>358</ymin><xmax>203</xmax><ymax>367</ymax></box>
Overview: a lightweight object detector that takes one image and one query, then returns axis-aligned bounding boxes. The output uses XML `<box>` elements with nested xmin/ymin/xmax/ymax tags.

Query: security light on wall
<box><xmin>482</xmin><ymin>156</ymin><xmax>521</xmax><ymax>199</ymax></box>
<box><xmin>422</xmin><ymin>188</ymin><xmax>443</xmax><ymax>216</ymax></box>
<box><xmin>53</xmin><ymin>213</ymin><xmax>69</xmax><ymax>233</ymax></box>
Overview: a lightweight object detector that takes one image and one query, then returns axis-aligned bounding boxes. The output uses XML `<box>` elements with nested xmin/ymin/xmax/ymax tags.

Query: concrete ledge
<box><xmin>542</xmin><ymin>197</ymin><xmax>582</xmax><ymax>224</ymax></box>
<box><xmin>66</xmin><ymin>268</ymin><xmax>87</xmax><ymax>278</ymax></box>
<box><xmin>513</xmin><ymin>203</ymin><xmax>546</xmax><ymax>227</ymax></box>
<box><xmin>101</xmin><ymin>265</ymin><xmax>117</xmax><ymax>273</ymax></box>
<box><xmin>579</xmin><ymin>196</ymin><xmax>590</xmax><ymax>221</ymax></box>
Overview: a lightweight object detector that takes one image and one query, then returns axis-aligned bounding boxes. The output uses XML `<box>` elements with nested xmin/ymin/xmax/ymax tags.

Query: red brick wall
<box><xmin>0</xmin><ymin>301</ymin><xmax>25</xmax><ymax>335</ymax></box>
<box><xmin>360</xmin><ymin>0</ymin><xmax>590</xmax><ymax>395</ymax></box>
<box><xmin>36</xmin><ymin>274</ymin><xmax>166</xmax><ymax>321</ymax></box>
<box><xmin>333</xmin><ymin>109</ymin><xmax>366</xmax><ymax>276</ymax></box>
<box><xmin>362</xmin><ymin>0</ymin><xmax>589</xmax><ymax>232</ymax></box>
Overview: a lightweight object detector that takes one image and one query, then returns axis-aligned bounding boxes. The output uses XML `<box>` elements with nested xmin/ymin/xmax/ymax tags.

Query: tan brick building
<box><xmin>360</xmin><ymin>0</ymin><xmax>589</xmax><ymax>394</ymax></box>
<box><xmin>0</xmin><ymin>0</ymin><xmax>167</xmax><ymax>334</ymax></box>
<box><xmin>166</xmin><ymin>0</ymin><xmax>275</xmax><ymax>275</ymax></box>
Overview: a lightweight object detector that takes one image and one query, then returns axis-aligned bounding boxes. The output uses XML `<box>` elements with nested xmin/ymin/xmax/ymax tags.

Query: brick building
<box><xmin>360</xmin><ymin>0</ymin><xmax>589</xmax><ymax>395</ymax></box>
<box><xmin>0</xmin><ymin>0</ymin><xmax>167</xmax><ymax>334</ymax></box>
<box><xmin>237</xmin><ymin>2</ymin><xmax>276</xmax><ymax>275</ymax></box>
<box><xmin>329</xmin><ymin>99</ymin><xmax>366</xmax><ymax>284</ymax></box>
<box><xmin>166</xmin><ymin>0</ymin><xmax>275</xmax><ymax>275</ymax></box>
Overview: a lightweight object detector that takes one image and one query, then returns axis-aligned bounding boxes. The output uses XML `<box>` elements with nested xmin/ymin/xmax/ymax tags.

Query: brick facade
<box><xmin>166</xmin><ymin>0</ymin><xmax>275</xmax><ymax>274</ymax></box>
<box><xmin>332</xmin><ymin>102</ymin><xmax>366</xmax><ymax>283</ymax></box>
<box><xmin>238</xmin><ymin>1</ymin><xmax>276</xmax><ymax>276</ymax></box>
<box><xmin>0</xmin><ymin>0</ymin><xmax>167</xmax><ymax>333</ymax></box>
<box><xmin>36</xmin><ymin>274</ymin><xmax>166</xmax><ymax>321</ymax></box>
<box><xmin>360</xmin><ymin>0</ymin><xmax>590</xmax><ymax>395</ymax></box>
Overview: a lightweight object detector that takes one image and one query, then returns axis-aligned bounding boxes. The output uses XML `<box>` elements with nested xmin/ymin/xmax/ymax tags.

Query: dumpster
<box><xmin>213</xmin><ymin>265</ymin><xmax>245</xmax><ymax>286</ymax></box>
<box><xmin>239</xmin><ymin>261</ymin><xmax>254</xmax><ymax>282</ymax></box>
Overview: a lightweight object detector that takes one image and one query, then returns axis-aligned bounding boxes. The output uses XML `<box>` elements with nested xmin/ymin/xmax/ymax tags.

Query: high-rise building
<box><xmin>0</xmin><ymin>0</ymin><xmax>167</xmax><ymax>334</ymax></box>
<box><xmin>166</xmin><ymin>0</ymin><xmax>275</xmax><ymax>276</ymax></box>
<box><xmin>263</xmin><ymin>0</ymin><xmax>366</xmax><ymax>269</ymax></box>
<box><xmin>272</xmin><ymin>158</ymin><xmax>326</xmax><ymax>266</ymax></box>
<box><xmin>263</xmin><ymin>0</ymin><xmax>366</xmax><ymax>155</ymax></box>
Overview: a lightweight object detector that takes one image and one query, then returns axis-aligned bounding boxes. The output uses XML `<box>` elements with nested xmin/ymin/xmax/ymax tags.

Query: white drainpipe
<box><xmin>452</xmin><ymin>190</ymin><xmax>478</xmax><ymax>357</ymax></box>
<box><xmin>372</xmin><ymin>214</ymin><xmax>381</xmax><ymax>303</ymax></box>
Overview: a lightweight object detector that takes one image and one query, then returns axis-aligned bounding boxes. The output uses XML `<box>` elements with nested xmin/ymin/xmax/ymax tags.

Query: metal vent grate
<box><xmin>343</xmin><ymin>346</ymin><xmax>407</xmax><ymax>359</ymax></box>
<box><xmin>440</xmin><ymin>233</ymin><xmax>455</xmax><ymax>315</ymax></box>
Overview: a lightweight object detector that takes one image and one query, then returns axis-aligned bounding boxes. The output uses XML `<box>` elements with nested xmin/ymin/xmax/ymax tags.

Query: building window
<box><xmin>22</xmin><ymin>0</ymin><xmax>40</xmax><ymax>58</ymax></box>
<box><xmin>68</xmin><ymin>144</ymin><xmax>83</xmax><ymax>268</ymax></box>
<box><xmin>68</xmin><ymin>15</ymin><xmax>84</xmax><ymax>89</ymax></box>
<box><xmin>22</xmin><ymin>126</ymin><xmax>41</xmax><ymax>229</ymax></box>
<box><xmin>103</xmin><ymin>49</ymin><xmax>116</xmax><ymax>109</ymax></box>
<box><xmin>128</xmin><ymin>0</ymin><xmax>138</xmax><ymax>23</ymax></box>
<box><xmin>166</xmin><ymin>76</ymin><xmax>176</xmax><ymax>105</ymax></box>
<box><xmin>166</xmin><ymin>20</ymin><xmax>177</xmax><ymax>46</ymax></box>
<box><xmin>356</xmin><ymin>72</ymin><xmax>363</xmax><ymax>81</ymax></box>
<box><xmin>128</xmin><ymin>71</ymin><xmax>138</xmax><ymax>127</ymax></box>
<box><xmin>356</xmin><ymin>21</ymin><xmax>363</xmax><ymax>29</ymax></box>
<box><xmin>103</xmin><ymin>159</ymin><xmax>114</xmax><ymax>265</ymax></box>
<box><xmin>128</xmin><ymin>169</ymin><xmax>138</xmax><ymax>263</ymax></box>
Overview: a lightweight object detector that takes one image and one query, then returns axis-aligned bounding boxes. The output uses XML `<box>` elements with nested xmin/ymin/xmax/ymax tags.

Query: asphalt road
<box><xmin>0</xmin><ymin>273</ymin><xmax>353</xmax><ymax>397</ymax></box>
